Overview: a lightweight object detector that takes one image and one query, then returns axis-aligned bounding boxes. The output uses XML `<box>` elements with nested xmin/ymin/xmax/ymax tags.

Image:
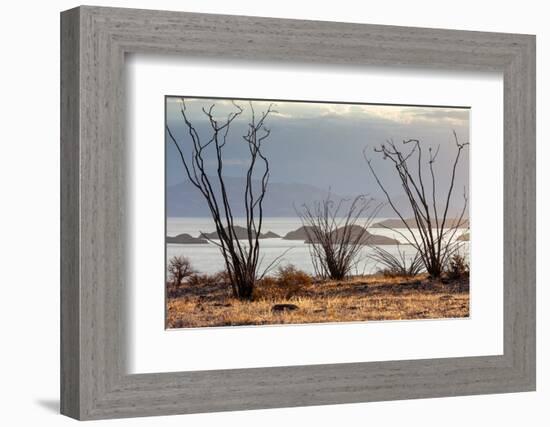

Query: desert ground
<box><xmin>166</xmin><ymin>273</ymin><xmax>469</xmax><ymax>329</ymax></box>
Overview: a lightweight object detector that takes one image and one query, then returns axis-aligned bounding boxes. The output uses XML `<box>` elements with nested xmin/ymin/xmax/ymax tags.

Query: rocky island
<box><xmin>371</xmin><ymin>218</ymin><xmax>469</xmax><ymax>229</ymax></box>
<box><xmin>199</xmin><ymin>225</ymin><xmax>280</xmax><ymax>240</ymax></box>
<box><xmin>283</xmin><ymin>224</ymin><xmax>399</xmax><ymax>245</ymax></box>
<box><xmin>166</xmin><ymin>233</ymin><xmax>208</xmax><ymax>244</ymax></box>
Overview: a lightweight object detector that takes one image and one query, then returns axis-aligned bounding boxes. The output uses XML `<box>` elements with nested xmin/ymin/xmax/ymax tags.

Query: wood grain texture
<box><xmin>60</xmin><ymin>7</ymin><xmax>80</xmax><ymax>419</ymax></box>
<box><xmin>60</xmin><ymin>6</ymin><xmax>536</xmax><ymax>420</ymax></box>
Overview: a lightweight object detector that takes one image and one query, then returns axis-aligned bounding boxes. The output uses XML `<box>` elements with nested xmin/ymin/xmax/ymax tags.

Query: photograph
<box><xmin>164</xmin><ymin>96</ymin><xmax>470</xmax><ymax>329</ymax></box>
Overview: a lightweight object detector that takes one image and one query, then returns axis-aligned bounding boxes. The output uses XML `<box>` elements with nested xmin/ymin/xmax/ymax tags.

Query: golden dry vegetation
<box><xmin>166</xmin><ymin>273</ymin><xmax>469</xmax><ymax>329</ymax></box>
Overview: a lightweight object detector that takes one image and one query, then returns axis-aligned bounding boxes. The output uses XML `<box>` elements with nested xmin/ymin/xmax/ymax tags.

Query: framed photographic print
<box><xmin>61</xmin><ymin>6</ymin><xmax>536</xmax><ymax>420</ymax></box>
<box><xmin>163</xmin><ymin>96</ymin><xmax>471</xmax><ymax>329</ymax></box>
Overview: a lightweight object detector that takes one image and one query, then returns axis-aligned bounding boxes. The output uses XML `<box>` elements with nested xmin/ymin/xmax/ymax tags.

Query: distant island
<box><xmin>167</xmin><ymin>224</ymin><xmax>401</xmax><ymax>245</ymax></box>
<box><xmin>166</xmin><ymin>221</ymin><xmax>470</xmax><ymax>245</ymax></box>
<box><xmin>283</xmin><ymin>225</ymin><xmax>399</xmax><ymax>245</ymax></box>
<box><xmin>166</xmin><ymin>233</ymin><xmax>208</xmax><ymax>244</ymax></box>
<box><xmin>371</xmin><ymin>218</ymin><xmax>469</xmax><ymax>229</ymax></box>
<box><xmin>199</xmin><ymin>226</ymin><xmax>280</xmax><ymax>240</ymax></box>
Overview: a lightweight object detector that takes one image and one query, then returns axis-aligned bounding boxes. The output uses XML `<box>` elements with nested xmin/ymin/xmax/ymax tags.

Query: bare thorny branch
<box><xmin>369</xmin><ymin>244</ymin><xmax>424</xmax><ymax>277</ymax></box>
<box><xmin>166</xmin><ymin>98</ymin><xmax>276</xmax><ymax>300</ymax></box>
<box><xmin>364</xmin><ymin>131</ymin><xmax>469</xmax><ymax>278</ymax></box>
<box><xmin>297</xmin><ymin>192</ymin><xmax>382</xmax><ymax>280</ymax></box>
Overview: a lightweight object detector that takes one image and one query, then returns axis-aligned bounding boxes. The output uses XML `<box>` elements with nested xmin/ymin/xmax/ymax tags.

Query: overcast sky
<box><xmin>165</xmin><ymin>96</ymin><xmax>470</xmax><ymax>201</ymax></box>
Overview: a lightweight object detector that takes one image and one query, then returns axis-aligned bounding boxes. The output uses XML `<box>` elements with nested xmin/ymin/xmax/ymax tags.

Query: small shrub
<box><xmin>187</xmin><ymin>270</ymin><xmax>228</xmax><ymax>287</ymax></box>
<box><xmin>377</xmin><ymin>267</ymin><xmax>402</xmax><ymax>278</ymax></box>
<box><xmin>255</xmin><ymin>264</ymin><xmax>311</xmax><ymax>300</ymax></box>
<box><xmin>275</xmin><ymin>264</ymin><xmax>312</xmax><ymax>287</ymax></box>
<box><xmin>187</xmin><ymin>273</ymin><xmax>211</xmax><ymax>287</ymax></box>
<box><xmin>214</xmin><ymin>270</ymin><xmax>230</xmax><ymax>285</ymax></box>
<box><xmin>445</xmin><ymin>253</ymin><xmax>470</xmax><ymax>280</ymax></box>
<box><xmin>167</xmin><ymin>256</ymin><xmax>194</xmax><ymax>286</ymax></box>
<box><xmin>370</xmin><ymin>246</ymin><xmax>424</xmax><ymax>278</ymax></box>
<box><xmin>255</xmin><ymin>278</ymin><xmax>296</xmax><ymax>301</ymax></box>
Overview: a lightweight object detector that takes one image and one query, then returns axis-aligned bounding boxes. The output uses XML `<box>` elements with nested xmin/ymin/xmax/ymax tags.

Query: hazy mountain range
<box><xmin>167</xmin><ymin>176</ymin><xmax>467</xmax><ymax>218</ymax></box>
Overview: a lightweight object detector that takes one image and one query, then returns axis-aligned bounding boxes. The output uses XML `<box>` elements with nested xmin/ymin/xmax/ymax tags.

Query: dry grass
<box><xmin>166</xmin><ymin>273</ymin><xmax>469</xmax><ymax>329</ymax></box>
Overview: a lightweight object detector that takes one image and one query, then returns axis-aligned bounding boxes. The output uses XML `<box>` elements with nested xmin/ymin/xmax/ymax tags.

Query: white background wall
<box><xmin>0</xmin><ymin>1</ymin><xmax>546</xmax><ymax>425</ymax></box>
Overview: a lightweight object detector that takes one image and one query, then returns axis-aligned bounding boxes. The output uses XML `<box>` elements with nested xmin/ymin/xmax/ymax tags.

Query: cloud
<box><xmin>166</xmin><ymin>96</ymin><xmax>470</xmax><ymax>200</ymax></box>
<box><xmin>327</xmin><ymin>105</ymin><xmax>469</xmax><ymax>127</ymax></box>
<box><xmin>166</xmin><ymin>96</ymin><xmax>469</xmax><ymax>129</ymax></box>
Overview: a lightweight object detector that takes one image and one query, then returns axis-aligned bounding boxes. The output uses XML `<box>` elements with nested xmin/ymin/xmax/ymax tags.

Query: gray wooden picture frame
<box><xmin>60</xmin><ymin>5</ymin><xmax>536</xmax><ymax>420</ymax></box>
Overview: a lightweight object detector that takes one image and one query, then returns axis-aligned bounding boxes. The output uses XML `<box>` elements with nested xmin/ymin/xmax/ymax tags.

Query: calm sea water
<box><xmin>166</xmin><ymin>217</ymin><xmax>468</xmax><ymax>275</ymax></box>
